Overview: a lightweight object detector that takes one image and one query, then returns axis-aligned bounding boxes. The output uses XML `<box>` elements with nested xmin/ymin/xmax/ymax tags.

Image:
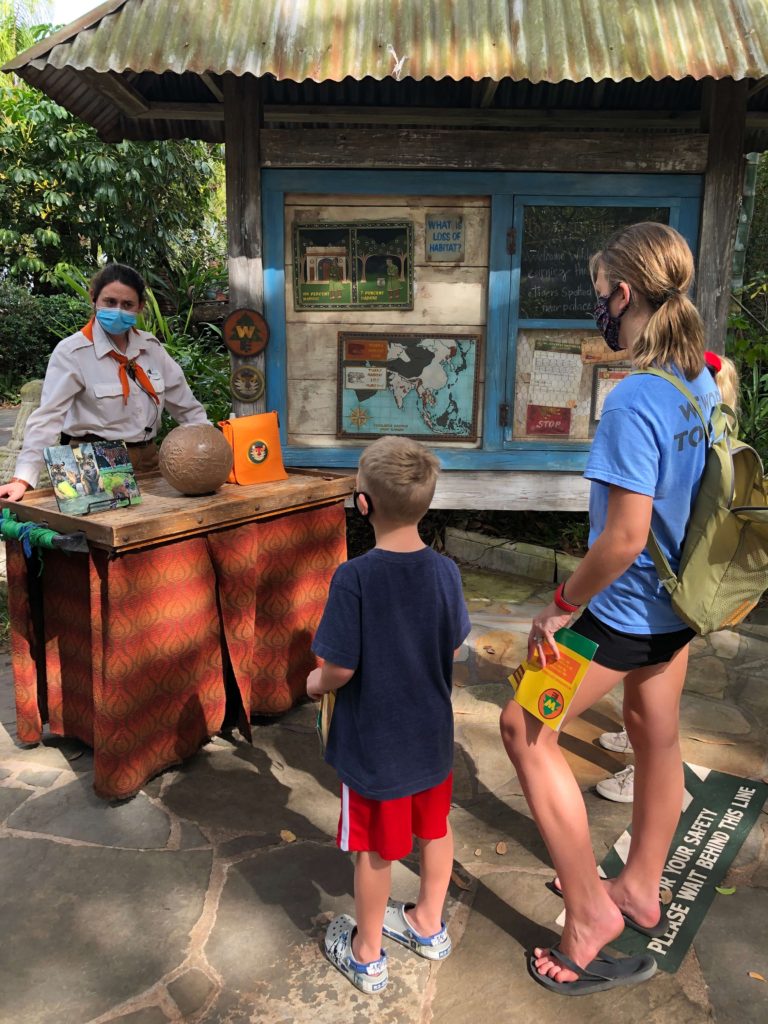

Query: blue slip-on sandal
<box><xmin>544</xmin><ymin>879</ymin><xmax>669</xmax><ymax>939</ymax></box>
<box><xmin>382</xmin><ymin>899</ymin><xmax>452</xmax><ymax>960</ymax></box>
<box><xmin>527</xmin><ymin>946</ymin><xmax>657</xmax><ymax>996</ymax></box>
<box><xmin>324</xmin><ymin>914</ymin><xmax>388</xmax><ymax>994</ymax></box>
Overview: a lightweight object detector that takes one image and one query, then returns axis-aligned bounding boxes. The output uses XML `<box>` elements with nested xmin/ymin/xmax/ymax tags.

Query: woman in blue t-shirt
<box><xmin>500</xmin><ymin>222</ymin><xmax>719</xmax><ymax>995</ymax></box>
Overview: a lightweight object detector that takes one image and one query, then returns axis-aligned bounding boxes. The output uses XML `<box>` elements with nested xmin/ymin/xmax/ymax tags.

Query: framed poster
<box><xmin>591</xmin><ymin>364</ymin><xmax>632</xmax><ymax>423</ymax></box>
<box><xmin>293</xmin><ymin>220</ymin><xmax>413</xmax><ymax>310</ymax></box>
<box><xmin>337</xmin><ymin>332</ymin><xmax>481</xmax><ymax>441</ymax></box>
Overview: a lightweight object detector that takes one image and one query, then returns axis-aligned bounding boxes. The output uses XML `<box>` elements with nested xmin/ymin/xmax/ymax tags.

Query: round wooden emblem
<box><xmin>230</xmin><ymin>365</ymin><xmax>265</xmax><ymax>403</ymax></box>
<box><xmin>222</xmin><ymin>308</ymin><xmax>269</xmax><ymax>356</ymax></box>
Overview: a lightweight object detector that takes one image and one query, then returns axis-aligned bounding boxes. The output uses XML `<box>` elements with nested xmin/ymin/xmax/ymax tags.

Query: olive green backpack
<box><xmin>638</xmin><ymin>368</ymin><xmax>768</xmax><ymax>635</ymax></box>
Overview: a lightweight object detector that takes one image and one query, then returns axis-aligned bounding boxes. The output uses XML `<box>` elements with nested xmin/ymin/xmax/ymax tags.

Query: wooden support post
<box><xmin>697</xmin><ymin>78</ymin><xmax>748</xmax><ymax>353</ymax></box>
<box><xmin>224</xmin><ymin>73</ymin><xmax>265</xmax><ymax>416</ymax></box>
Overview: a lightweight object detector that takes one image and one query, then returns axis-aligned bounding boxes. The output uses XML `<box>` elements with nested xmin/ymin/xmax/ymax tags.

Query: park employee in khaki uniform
<box><xmin>0</xmin><ymin>263</ymin><xmax>210</xmax><ymax>502</ymax></box>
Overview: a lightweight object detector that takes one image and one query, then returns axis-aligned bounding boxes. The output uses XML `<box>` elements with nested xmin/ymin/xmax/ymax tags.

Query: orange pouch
<box><xmin>217</xmin><ymin>411</ymin><xmax>289</xmax><ymax>485</ymax></box>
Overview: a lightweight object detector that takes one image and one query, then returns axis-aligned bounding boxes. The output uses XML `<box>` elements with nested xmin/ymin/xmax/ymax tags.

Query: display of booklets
<box><xmin>43</xmin><ymin>441</ymin><xmax>142</xmax><ymax>516</ymax></box>
<box><xmin>508</xmin><ymin>626</ymin><xmax>598</xmax><ymax>732</ymax></box>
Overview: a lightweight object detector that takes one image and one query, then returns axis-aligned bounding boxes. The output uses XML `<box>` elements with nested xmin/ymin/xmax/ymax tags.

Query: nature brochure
<box><xmin>508</xmin><ymin>626</ymin><xmax>598</xmax><ymax>731</ymax></box>
<box><xmin>43</xmin><ymin>441</ymin><xmax>142</xmax><ymax>516</ymax></box>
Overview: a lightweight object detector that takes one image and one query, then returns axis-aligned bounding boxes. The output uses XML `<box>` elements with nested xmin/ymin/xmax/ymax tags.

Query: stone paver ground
<box><xmin>0</xmin><ymin>568</ymin><xmax>766</xmax><ymax>1024</ymax></box>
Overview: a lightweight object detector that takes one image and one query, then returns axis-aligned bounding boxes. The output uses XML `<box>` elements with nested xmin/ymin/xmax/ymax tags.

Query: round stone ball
<box><xmin>159</xmin><ymin>424</ymin><xmax>233</xmax><ymax>495</ymax></box>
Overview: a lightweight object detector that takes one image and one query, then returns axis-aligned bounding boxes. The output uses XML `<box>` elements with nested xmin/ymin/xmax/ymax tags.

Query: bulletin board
<box><xmin>512</xmin><ymin>331</ymin><xmax>630</xmax><ymax>441</ymax></box>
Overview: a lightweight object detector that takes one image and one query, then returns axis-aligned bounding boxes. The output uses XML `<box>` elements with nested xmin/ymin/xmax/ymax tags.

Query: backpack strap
<box><xmin>631</xmin><ymin>367</ymin><xmax>714</xmax><ymax>595</ymax></box>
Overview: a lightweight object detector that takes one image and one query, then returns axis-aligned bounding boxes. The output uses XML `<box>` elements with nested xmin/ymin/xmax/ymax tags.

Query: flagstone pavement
<box><xmin>0</xmin><ymin>566</ymin><xmax>766</xmax><ymax>1024</ymax></box>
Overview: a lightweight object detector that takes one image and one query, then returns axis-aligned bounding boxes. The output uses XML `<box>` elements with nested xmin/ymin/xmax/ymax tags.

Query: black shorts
<box><xmin>569</xmin><ymin>607</ymin><xmax>695</xmax><ymax>672</ymax></box>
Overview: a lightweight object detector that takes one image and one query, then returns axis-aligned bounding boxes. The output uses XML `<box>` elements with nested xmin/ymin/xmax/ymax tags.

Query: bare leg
<box><xmin>500</xmin><ymin>661</ymin><xmax>627</xmax><ymax>983</ymax></box>
<box><xmin>606</xmin><ymin>646</ymin><xmax>689</xmax><ymax>926</ymax></box>
<box><xmin>353</xmin><ymin>851</ymin><xmax>391</xmax><ymax>963</ymax></box>
<box><xmin>408</xmin><ymin>824</ymin><xmax>454</xmax><ymax>936</ymax></box>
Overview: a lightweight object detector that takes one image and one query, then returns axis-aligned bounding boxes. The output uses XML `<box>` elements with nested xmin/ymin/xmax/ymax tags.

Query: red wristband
<box><xmin>554</xmin><ymin>581</ymin><xmax>581</xmax><ymax>613</ymax></box>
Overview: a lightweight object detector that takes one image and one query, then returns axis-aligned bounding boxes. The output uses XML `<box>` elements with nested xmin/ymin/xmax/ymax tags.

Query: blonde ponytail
<box><xmin>593</xmin><ymin>223</ymin><xmax>705</xmax><ymax>380</ymax></box>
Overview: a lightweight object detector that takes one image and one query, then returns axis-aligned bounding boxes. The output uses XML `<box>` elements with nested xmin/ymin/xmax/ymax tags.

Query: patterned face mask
<box><xmin>592</xmin><ymin>285</ymin><xmax>628</xmax><ymax>351</ymax></box>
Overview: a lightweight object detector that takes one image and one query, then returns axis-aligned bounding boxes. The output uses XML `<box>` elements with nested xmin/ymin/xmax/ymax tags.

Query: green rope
<box><xmin>0</xmin><ymin>508</ymin><xmax>61</xmax><ymax>557</ymax></box>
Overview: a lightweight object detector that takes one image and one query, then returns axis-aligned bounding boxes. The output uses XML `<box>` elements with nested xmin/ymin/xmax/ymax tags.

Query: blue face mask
<box><xmin>96</xmin><ymin>308</ymin><xmax>138</xmax><ymax>335</ymax></box>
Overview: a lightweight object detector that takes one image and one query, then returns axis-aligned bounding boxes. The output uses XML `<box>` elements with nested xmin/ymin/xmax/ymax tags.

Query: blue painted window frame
<box><xmin>262</xmin><ymin>170</ymin><xmax>702</xmax><ymax>471</ymax></box>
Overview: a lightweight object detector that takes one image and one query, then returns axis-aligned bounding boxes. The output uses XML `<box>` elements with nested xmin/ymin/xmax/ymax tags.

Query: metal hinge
<box><xmin>499</xmin><ymin>402</ymin><xmax>510</xmax><ymax>427</ymax></box>
<box><xmin>506</xmin><ymin>228</ymin><xmax>516</xmax><ymax>255</ymax></box>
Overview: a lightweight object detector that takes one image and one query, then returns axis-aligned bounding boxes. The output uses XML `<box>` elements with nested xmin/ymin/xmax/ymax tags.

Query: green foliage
<box><xmin>0</xmin><ymin>1</ymin><xmax>51</xmax><ymax>67</ymax></box>
<box><xmin>729</xmin><ymin>275</ymin><xmax>768</xmax><ymax>372</ymax></box>
<box><xmin>728</xmin><ymin>276</ymin><xmax>768</xmax><ymax>465</ymax></box>
<box><xmin>147</xmin><ymin>244</ymin><xmax>228</xmax><ymax>320</ymax></box>
<box><xmin>138</xmin><ymin>289</ymin><xmax>231</xmax><ymax>434</ymax></box>
<box><xmin>744</xmin><ymin>154</ymin><xmax>768</xmax><ymax>289</ymax></box>
<box><xmin>0</xmin><ymin>279</ymin><xmax>90</xmax><ymax>400</ymax></box>
<box><xmin>736</xmin><ymin>363</ymin><xmax>768</xmax><ymax>464</ymax></box>
<box><xmin>0</xmin><ymin>75</ymin><xmax>223</xmax><ymax>287</ymax></box>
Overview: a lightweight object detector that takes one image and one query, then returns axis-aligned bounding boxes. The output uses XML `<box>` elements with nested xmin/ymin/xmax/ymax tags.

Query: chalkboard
<box><xmin>519</xmin><ymin>206</ymin><xmax>670</xmax><ymax>320</ymax></box>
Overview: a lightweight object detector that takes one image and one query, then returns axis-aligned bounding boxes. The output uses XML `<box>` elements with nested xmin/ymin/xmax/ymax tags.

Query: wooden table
<box><xmin>2</xmin><ymin>470</ymin><xmax>352</xmax><ymax>799</ymax></box>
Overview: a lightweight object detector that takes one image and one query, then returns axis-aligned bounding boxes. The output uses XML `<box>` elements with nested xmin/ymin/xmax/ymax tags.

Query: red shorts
<box><xmin>337</xmin><ymin>773</ymin><xmax>453</xmax><ymax>861</ymax></box>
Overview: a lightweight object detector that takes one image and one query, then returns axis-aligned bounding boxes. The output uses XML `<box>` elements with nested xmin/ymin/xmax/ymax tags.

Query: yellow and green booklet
<box><xmin>508</xmin><ymin>627</ymin><xmax>598</xmax><ymax>731</ymax></box>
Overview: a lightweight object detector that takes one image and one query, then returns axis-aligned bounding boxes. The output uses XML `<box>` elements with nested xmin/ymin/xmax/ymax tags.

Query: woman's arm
<box><xmin>530</xmin><ymin>486</ymin><xmax>653</xmax><ymax>663</ymax></box>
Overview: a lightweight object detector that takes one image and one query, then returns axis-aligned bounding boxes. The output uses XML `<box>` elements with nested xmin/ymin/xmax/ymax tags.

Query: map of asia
<box><xmin>337</xmin><ymin>333</ymin><xmax>480</xmax><ymax>440</ymax></box>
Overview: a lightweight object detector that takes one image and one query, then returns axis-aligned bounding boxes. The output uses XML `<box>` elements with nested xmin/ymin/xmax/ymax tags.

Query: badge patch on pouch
<box><xmin>218</xmin><ymin>412</ymin><xmax>288</xmax><ymax>485</ymax></box>
<box><xmin>248</xmin><ymin>440</ymin><xmax>268</xmax><ymax>464</ymax></box>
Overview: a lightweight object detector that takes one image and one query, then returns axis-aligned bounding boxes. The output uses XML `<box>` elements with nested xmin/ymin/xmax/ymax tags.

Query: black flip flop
<box><xmin>527</xmin><ymin>946</ymin><xmax>657</xmax><ymax>996</ymax></box>
<box><xmin>544</xmin><ymin>879</ymin><xmax>669</xmax><ymax>939</ymax></box>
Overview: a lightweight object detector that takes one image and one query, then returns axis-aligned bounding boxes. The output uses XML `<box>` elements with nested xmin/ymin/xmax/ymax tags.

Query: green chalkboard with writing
<box><xmin>519</xmin><ymin>205</ymin><xmax>670</xmax><ymax>320</ymax></box>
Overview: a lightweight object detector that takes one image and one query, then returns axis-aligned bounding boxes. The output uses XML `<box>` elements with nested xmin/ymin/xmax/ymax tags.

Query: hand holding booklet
<box><xmin>508</xmin><ymin>626</ymin><xmax>598</xmax><ymax>731</ymax></box>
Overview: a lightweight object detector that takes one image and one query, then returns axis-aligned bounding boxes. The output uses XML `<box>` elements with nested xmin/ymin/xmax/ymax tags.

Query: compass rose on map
<box><xmin>348</xmin><ymin>406</ymin><xmax>370</xmax><ymax>429</ymax></box>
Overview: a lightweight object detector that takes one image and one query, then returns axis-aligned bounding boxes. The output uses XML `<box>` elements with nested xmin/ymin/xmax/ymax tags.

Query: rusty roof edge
<box><xmin>1</xmin><ymin>0</ymin><xmax>128</xmax><ymax>73</ymax></box>
<box><xmin>11</xmin><ymin>65</ymin><xmax>766</xmax><ymax>88</ymax></box>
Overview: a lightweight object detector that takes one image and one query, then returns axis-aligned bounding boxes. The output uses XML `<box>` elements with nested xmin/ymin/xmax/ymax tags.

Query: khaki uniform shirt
<box><xmin>15</xmin><ymin>321</ymin><xmax>210</xmax><ymax>487</ymax></box>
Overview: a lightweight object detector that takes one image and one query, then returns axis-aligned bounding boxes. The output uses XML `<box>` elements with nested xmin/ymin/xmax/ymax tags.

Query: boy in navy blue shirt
<box><xmin>307</xmin><ymin>436</ymin><xmax>471</xmax><ymax>995</ymax></box>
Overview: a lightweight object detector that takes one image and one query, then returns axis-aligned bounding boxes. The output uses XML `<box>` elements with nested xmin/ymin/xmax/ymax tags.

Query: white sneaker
<box><xmin>596</xmin><ymin>765</ymin><xmax>635</xmax><ymax>803</ymax></box>
<box><xmin>598</xmin><ymin>729</ymin><xmax>633</xmax><ymax>753</ymax></box>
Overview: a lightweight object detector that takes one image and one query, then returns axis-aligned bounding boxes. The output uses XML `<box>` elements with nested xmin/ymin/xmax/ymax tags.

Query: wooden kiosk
<box><xmin>6</xmin><ymin>0</ymin><xmax>768</xmax><ymax>510</ymax></box>
<box><xmin>3</xmin><ymin>472</ymin><xmax>351</xmax><ymax>799</ymax></box>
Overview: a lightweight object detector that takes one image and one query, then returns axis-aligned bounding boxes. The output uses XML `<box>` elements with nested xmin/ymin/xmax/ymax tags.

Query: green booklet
<box><xmin>44</xmin><ymin>441</ymin><xmax>141</xmax><ymax>516</ymax></box>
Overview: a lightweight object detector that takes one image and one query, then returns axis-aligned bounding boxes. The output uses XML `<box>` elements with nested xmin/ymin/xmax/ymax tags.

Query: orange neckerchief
<box><xmin>82</xmin><ymin>319</ymin><xmax>160</xmax><ymax>406</ymax></box>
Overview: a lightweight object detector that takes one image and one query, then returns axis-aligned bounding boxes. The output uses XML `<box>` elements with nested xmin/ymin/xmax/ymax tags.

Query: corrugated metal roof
<box><xmin>6</xmin><ymin>0</ymin><xmax>768</xmax><ymax>85</ymax></box>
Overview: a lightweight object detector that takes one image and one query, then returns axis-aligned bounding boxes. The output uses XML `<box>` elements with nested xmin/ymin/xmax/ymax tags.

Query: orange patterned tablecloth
<box><xmin>7</xmin><ymin>501</ymin><xmax>346</xmax><ymax>799</ymax></box>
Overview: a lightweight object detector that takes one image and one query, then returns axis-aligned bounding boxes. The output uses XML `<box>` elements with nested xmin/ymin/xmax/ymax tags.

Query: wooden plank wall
<box><xmin>284</xmin><ymin>194</ymin><xmax>490</xmax><ymax>448</ymax></box>
<box><xmin>328</xmin><ymin>467</ymin><xmax>591</xmax><ymax>510</ymax></box>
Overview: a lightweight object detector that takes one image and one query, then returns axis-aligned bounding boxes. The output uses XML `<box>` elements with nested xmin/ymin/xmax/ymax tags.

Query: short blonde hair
<box><xmin>714</xmin><ymin>355</ymin><xmax>740</xmax><ymax>411</ymax></box>
<box><xmin>590</xmin><ymin>222</ymin><xmax>705</xmax><ymax>380</ymax></box>
<box><xmin>357</xmin><ymin>436</ymin><xmax>440</xmax><ymax>525</ymax></box>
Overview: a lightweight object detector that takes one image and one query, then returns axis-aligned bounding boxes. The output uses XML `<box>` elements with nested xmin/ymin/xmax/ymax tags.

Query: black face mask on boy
<box><xmin>592</xmin><ymin>285</ymin><xmax>629</xmax><ymax>352</ymax></box>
